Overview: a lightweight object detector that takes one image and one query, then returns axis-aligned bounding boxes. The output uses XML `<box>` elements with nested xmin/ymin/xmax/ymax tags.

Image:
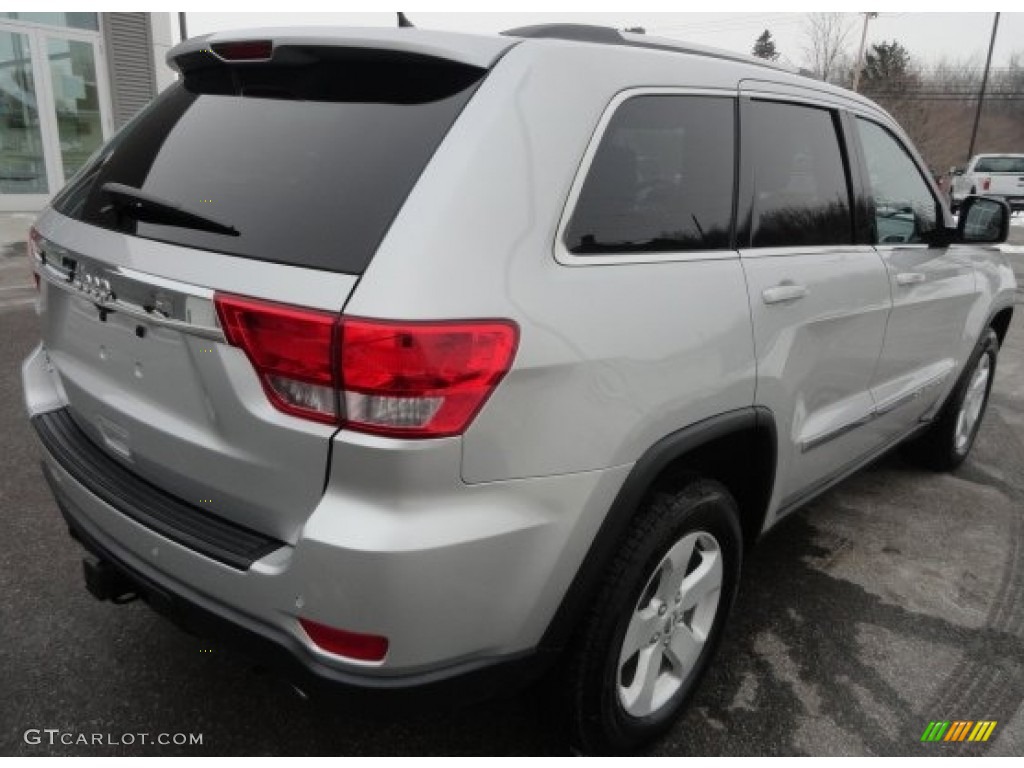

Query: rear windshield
<box><xmin>51</xmin><ymin>49</ymin><xmax>485</xmax><ymax>274</ymax></box>
<box><xmin>974</xmin><ymin>156</ymin><xmax>1024</xmax><ymax>173</ymax></box>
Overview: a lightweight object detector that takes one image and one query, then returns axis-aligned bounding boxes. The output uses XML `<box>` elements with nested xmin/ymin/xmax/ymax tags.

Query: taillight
<box><xmin>215</xmin><ymin>294</ymin><xmax>339</xmax><ymax>424</ymax></box>
<box><xmin>299</xmin><ymin>618</ymin><xmax>389</xmax><ymax>663</ymax></box>
<box><xmin>340</xmin><ymin>318</ymin><xmax>517</xmax><ymax>438</ymax></box>
<box><xmin>214</xmin><ymin>293</ymin><xmax>518</xmax><ymax>437</ymax></box>
<box><xmin>982</xmin><ymin>177</ymin><xmax>991</xmax><ymax>191</ymax></box>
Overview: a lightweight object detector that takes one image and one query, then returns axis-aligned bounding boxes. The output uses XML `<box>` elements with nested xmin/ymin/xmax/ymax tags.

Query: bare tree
<box><xmin>803</xmin><ymin>13</ymin><xmax>854</xmax><ymax>83</ymax></box>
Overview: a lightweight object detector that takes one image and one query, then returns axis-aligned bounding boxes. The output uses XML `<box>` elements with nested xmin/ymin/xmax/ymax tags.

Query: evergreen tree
<box><xmin>861</xmin><ymin>40</ymin><xmax>914</xmax><ymax>93</ymax></box>
<box><xmin>752</xmin><ymin>29</ymin><xmax>780</xmax><ymax>61</ymax></box>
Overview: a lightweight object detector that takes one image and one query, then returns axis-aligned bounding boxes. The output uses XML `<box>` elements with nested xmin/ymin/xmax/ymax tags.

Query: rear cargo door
<box><xmin>32</xmin><ymin>39</ymin><xmax>497</xmax><ymax>544</ymax></box>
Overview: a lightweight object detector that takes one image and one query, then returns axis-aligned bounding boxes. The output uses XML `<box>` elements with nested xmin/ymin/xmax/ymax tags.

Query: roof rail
<box><xmin>501</xmin><ymin>23</ymin><xmax>798</xmax><ymax>76</ymax></box>
<box><xmin>501</xmin><ymin>24</ymin><xmax>625</xmax><ymax>44</ymax></box>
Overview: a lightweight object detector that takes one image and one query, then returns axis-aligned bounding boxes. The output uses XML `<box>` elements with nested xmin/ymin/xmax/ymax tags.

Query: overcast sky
<box><xmin>185</xmin><ymin>12</ymin><xmax>1023</xmax><ymax>70</ymax></box>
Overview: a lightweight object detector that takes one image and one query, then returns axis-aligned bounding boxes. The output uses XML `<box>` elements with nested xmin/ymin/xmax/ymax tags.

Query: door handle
<box><xmin>896</xmin><ymin>272</ymin><xmax>927</xmax><ymax>286</ymax></box>
<box><xmin>762</xmin><ymin>283</ymin><xmax>809</xmax><ymax>305</ymax></box>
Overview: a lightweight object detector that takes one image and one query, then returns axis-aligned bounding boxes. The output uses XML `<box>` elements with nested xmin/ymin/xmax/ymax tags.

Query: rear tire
<box><xmin>557</xmin><ymin>477</ymin><xmax>742</xmax><ymax>754</ymax></box>
<box><xmin>903</xmin><ymin>329</ymin><xmax>998</xmax><ymax>471</ymax></box>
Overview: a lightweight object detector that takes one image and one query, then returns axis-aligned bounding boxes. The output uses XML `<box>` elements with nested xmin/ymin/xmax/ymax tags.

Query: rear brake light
<box><xmin>214</xmin><ymin>293</ymin><xmax>518</xmax><ymax>437</ymax></box>
<box><xmin>982</xmin><ymin>177</ymin><xmax>991</xmax><ymax>191</ymax></box>
<box><xmin>211</xmin><ymin>40</ymin><xmax>273</xmax><ymax>61</ymax></box>
<box><xmin>299</xmin><ymin>618</ymin><xmax>389</xmax><ymax>663</ymax></box>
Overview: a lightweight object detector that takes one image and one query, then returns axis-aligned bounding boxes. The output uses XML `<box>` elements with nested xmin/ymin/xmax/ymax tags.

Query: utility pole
<box><xmin>967</xmin><ymin>12</ymin><xmax>1000</xmax><ymax>162</ymax></box>
<box><xmin>178</xmin><ymin>12</ymin><xmax>188</xmax><ymax>42</ymax></box>
<box><xmin>851</xmin><ymin>12</ymin><xmax>878</xmax><ymax>92</ymax></box>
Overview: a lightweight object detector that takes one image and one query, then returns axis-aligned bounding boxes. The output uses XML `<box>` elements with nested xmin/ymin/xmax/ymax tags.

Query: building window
<box><xmin>1</xmin><ymin>13</ymin><xmax>99</xmax><ymax>32</ymax></box>
<box><xmin>0</xmin><ymin>30</ymin><xmax>48</xmax><ymax>194</ymax></box>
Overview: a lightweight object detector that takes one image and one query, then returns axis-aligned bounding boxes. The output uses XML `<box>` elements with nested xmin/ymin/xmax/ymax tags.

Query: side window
<box><xmin>564</xmin><ymin>95</ymin><xmax>735</xmax><ymax>255</ymax></box>
<box><xmin>747</xmin><ymin>100</ymin><xmax>852</xmax><ymax>248</ymax></box>
<box><xmin>855</xmin><ymin>118</ymin><xmax>938</xmax><ymax>245</ymax></box>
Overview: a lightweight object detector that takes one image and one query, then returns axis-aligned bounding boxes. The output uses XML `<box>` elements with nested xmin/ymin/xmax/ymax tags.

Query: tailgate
<box><xmin>28</xmin><ymin>35</ymin><xmax>495</xmax><ymax>544</ymax></box>
<box><xmin>987</xmin><ymin>174</ymin><xmax>1024</xmax><ymax>197</ymax></box>
<box><xmin>32</xmin><ymin>215</ymin><xmax>355</xmax><ymax>544</ymax></box>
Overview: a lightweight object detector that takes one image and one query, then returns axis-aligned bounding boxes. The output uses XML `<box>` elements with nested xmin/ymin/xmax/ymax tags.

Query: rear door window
<box><xmin>51</xmin><ymin>51</ymin><xmax>484</xmax><ymax>274</ymax></box>
<box><xmin>564</xmin><ymin>95</ymin><xmax>736</xmax><ymax>255</ymax></box>
<box><xmin>746</xmin><ymin>100</ymin><xmax>853</xmax><ymax>248</ymax></box>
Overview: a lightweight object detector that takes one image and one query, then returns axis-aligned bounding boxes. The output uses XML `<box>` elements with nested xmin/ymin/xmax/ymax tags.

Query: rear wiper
<box><xmin>100</xmin><ymin>182</ymin><xmax>239</xmax><ymax>237</ymax></box>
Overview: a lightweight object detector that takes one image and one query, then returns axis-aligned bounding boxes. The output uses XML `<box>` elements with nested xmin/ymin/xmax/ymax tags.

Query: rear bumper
<box><xmin>43</xmin><ymin>458</ymin><xmax>549</xmax><ymax>707</ymax></box>
<box><xmin>23</xmin><ymin>342</ymin><xmax>631</xmax><ymax>696</ymax></box>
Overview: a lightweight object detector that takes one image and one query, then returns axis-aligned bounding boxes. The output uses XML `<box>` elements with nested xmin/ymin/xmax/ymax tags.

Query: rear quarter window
<box><xmin>564</xmin><ymin>95</ymin><xmax>736</xmax><ymax>255</ymax></box>
<box><xmin>50</xmin><ymin>50</ymin><xmax>485</xmax><ymax>274</ymax></box>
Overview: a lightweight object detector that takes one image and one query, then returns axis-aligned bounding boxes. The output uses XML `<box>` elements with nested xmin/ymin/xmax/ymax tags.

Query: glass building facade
<box><xmin>0</xmin><ymin>13</ymin><xmax>170</xmax><ymax>210</ymax></box>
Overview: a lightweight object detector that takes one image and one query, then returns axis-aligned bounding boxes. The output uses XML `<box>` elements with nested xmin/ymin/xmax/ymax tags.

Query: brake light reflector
<box><xmin>299</xmin><ymin>618</ymin><xmax>389</xmax><ymax>663</ymax></box>
<box><xmin>982</xmin><ymin>177</ymin><xmax>991</xmax><ymax>191</ymax></box>
<box><xmin>215</xmin><ymin>294</ymin><xmax>338</xmax><ymax>423</ymax></box>
<box><xmin>211</xmin><ymin>40</ymin><xmax>273</xmax><ymax>61</ymax></box>
<box><xmin>340</xmin><ymin>318</ymin><xmax>518</xmax><ymax>438</ymax></box>
<box><xmin>214</xmin><ymin>293</ymin><xmax>518</xmax><ymax>436</ymax></box>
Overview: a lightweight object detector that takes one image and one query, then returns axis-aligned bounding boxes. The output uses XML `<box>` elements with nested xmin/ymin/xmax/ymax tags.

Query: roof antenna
<box><xmin>397</xmin><ymin>12</ymin><xmax>414</xmax><ymax>28</ymax></box>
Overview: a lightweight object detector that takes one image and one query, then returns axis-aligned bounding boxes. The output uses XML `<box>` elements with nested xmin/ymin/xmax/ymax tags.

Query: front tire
<box><xmin>558</xmin><ymin>478</ymin><xmax>743</xmax><ymax>754</ymax></box>
<box><xmin>904</xmin><ymin>329</ymin><xmax>998</xmax><ymax>471</ymax></box>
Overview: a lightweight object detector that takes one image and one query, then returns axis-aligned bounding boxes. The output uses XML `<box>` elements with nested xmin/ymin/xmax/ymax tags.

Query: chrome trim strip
<box><xmin>553</xmin><ymin>87</ymin><xmax>740</xmax><ymax>267</ymax></box>
<box><xmin>800</xmin><ymin>369</ymin><xmax>954</xmax><ymax>453</ymax></box>
<box><xmin>739</xmin><ymin>245</ymin><xmax>876</xmax><ymax>259</ymax></box>
<box><xmin>800</xmin><ymin>413</ymin><xmax>874</xmax><ymax>454</ymax></box>
<box><xmin>874</xmin><ymin>370</ymin><xmax>952</xmax><ymax>417</ymax></box>
<box><xmin>33</xmin><ymin>240</ymin><xmax>225</xmax><ymax>342</ymax></box>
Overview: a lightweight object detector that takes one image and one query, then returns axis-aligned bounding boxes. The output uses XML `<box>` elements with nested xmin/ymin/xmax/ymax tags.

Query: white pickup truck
<box><xmin>950</xmin><ymin>153</ymin><xmax>1024</xmax><ymax>213</ymax></box>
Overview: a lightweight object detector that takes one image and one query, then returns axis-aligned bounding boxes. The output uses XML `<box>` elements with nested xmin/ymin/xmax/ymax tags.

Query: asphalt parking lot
<box><xmin>2</xmin><ymin>214</ymin><xmax>1023</xmax><ymax>755</ymax></box>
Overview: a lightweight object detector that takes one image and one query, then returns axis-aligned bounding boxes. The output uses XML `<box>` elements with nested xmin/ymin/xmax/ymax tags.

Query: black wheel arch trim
<box><xmin>539</xmin><ymin>406</ymin><xmax>777</xmax><ymax>652</ymax></box>
<box><xmin>986</xmin><ymin>303</ymin><xmax>1014</xmax><ymax>346</ymax></box>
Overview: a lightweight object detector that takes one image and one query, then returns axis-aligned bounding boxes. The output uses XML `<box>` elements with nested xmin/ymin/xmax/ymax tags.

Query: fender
<box><xmin>539</xmin><ymin>406</ymin><xmax>777</xmax><ymax>651</ymax></box>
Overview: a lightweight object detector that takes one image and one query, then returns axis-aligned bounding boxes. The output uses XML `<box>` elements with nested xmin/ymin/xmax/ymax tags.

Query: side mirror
<box><xmin>957</xmin><ymin>196</ymin><xmax>1010</xmax><ymax>244</ymax></box>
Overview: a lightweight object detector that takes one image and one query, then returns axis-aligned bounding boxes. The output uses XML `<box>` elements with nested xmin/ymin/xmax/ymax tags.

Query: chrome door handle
<box><xmin>762</xmin><ymin>283</ymin><xmax>809</xmax><ymax>305</ymax></box>
<box><xmin>896</xmin><ymin>272</ymin><xmax>927</xmax><ymax>286</ymax></box>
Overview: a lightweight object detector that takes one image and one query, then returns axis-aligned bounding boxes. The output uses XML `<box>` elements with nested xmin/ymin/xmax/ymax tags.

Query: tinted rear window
<box><xmin>565</xmin><ymin>95</ymin><xmax>735</xmax><ymax>254</ymax></box>
<box><xmin>51</xmin><ymin>50</ymin><xmax>484</xmax><ymax>274</ymax></box>
<box><xmin>974</xmin><ymin>156</ymin><xmax>1024</xmax><ymax>173</ymax></box>
<box><xmin>747</xmin><ymin>100</ymin><xmax>852</xmax><ymax>248</ymax></box>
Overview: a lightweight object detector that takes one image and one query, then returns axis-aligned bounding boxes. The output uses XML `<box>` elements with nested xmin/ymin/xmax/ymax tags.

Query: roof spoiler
<box><xmin>167</xmin><ymin>27</ymin><xmax>517</xmax><ymax>74</ymax></box>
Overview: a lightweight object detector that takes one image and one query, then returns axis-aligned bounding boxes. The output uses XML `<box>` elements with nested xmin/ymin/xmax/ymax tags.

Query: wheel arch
<box><xmin>990</xmin><ymin>305</ymin><xmax>1013</xmax><ymax>348</ymax></box>
<box><xmin>540</xmin><ymin>407</ymin><xmax>777</xmax><ymax>651</ymax></box>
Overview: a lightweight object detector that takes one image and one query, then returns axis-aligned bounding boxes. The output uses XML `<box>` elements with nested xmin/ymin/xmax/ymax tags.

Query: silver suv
<box><xmin>21</xmin><ymin>24</ymin><xmax>1017</xmax><ymax>753</ymax></box>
